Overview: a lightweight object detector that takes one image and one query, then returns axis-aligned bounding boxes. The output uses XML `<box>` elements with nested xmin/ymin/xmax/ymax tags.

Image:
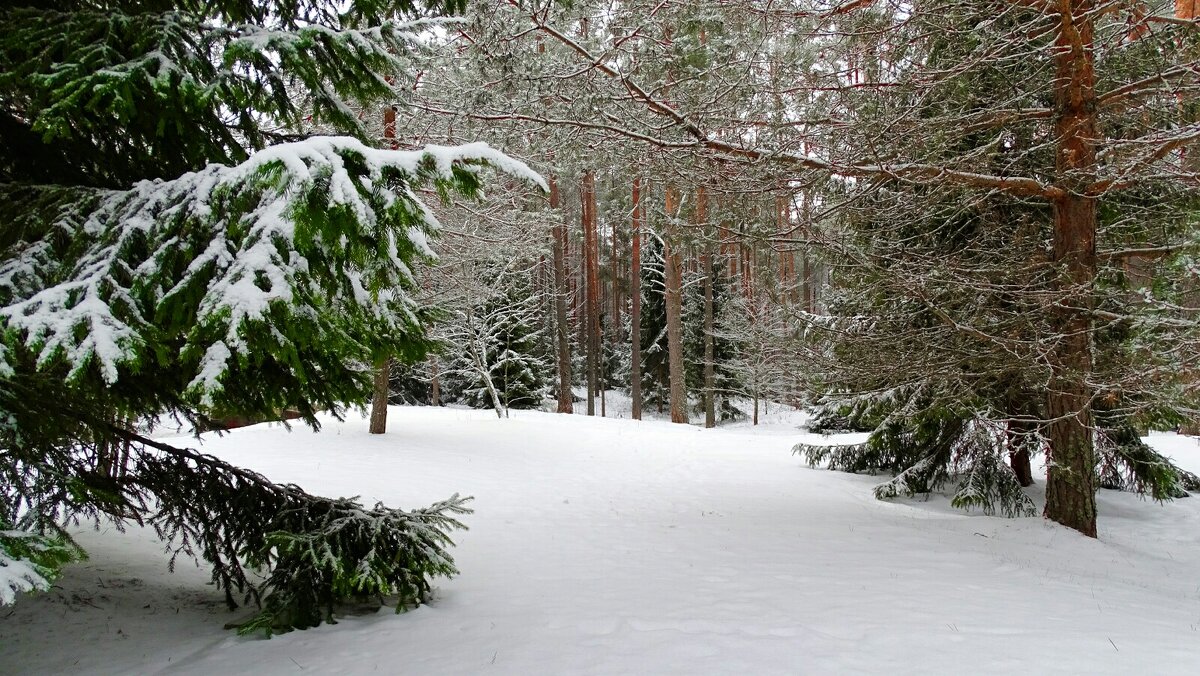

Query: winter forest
<box><xmin>4</xmin><ymin>0</ymin><xmax>1200</xmax><ymax>673</ymax></box>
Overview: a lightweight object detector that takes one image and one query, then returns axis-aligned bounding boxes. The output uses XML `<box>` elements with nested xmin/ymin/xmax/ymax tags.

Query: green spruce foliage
<box><xmin>444</xmin><ymin>264</ymin><xmax>552</xmax><ymax>412</ymax></box>
<box><xmin>637</xmin><ymin>237</ymin><xmax>671</xmax><ymax>412</ymax></box>
<box><xmin>683</xmin><ymin>255</ymin><xmax>742</xmax><ymax>421</ymax></box>
<box><xmin>798</xmin><ymin>1</ymin><xmax>1200</xmax><ymax>518</ymax></box>
<box><xmin>0</xmin><ymin>0</ymin><xmax>541</xmax><ymax>632</ymax></box>
<box><xmin>637</xmin><ymin>237</ymin><xmax>742</xmax><ymax>419</ymax></box>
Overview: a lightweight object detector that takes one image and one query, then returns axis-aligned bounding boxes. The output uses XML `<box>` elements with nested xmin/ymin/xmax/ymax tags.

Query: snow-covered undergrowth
<box><xmin>3</xmin><ymin>405</ymin><xmax>1199</xmax><ymax>674</ymax></box>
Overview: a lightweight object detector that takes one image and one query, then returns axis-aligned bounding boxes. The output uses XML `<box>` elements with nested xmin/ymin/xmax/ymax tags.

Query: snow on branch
<box><xmin>0</xmin><ymin>136</ymin><xmax>544</xmax><ymax>407</ymax></box>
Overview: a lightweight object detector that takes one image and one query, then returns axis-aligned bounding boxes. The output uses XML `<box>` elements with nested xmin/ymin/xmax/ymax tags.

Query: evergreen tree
<box><xmin>0</xmin><ymin>0</ymin><xmax>544</xmax><ymax>631</ymax></box>
<box><xmin>635</xmin><ymin>235</ymin><xmax>744</xmax><ymax>421</ymax></box>
<box><xmin>637</xmin><ymin>236</ymin><xmax>671</xmax><ymax>412</ymax></box>
<box><xmin>683</xmin><ymin>255</ymin><xmax>742</xmax><ymax>421</ymax></box>
<box><xmin>457</xmin><ymin>270</ymin><xmax>552</xmax><ymax>411</ymax></box>
<box><xmin>795</xmin><ymin>1</ymin><xmax>1200</xmax><ymax>516</ymax></box>
<box><xmin>438</xmin><ymin>262</ymin><xmax>552</xmax><ymax>414</ymax></box>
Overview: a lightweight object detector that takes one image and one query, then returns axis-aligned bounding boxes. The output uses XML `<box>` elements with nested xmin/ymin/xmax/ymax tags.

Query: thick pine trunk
<box><xmin>369</xmin><ymin>357</ymin><xmax>390</xmax><ymax>434</ymax></box>
<box><xmin>1044</xmin><ymin>0</ymin><xmax>1098</xmax><ymax>537</ymax></box>
<box><xmin>631</xmin><ymin>178</ymin><xmax>644</xmax><ymax>420</ymax></box>
<box><xmin>664</xmin><ymin>185</ymin><xmax>689</xmax><ymax>424</ymax></box>
<box><xmin>550</xmin><ymin>177</ymin><xmax>574</xmax><ymax>413</ymax></box>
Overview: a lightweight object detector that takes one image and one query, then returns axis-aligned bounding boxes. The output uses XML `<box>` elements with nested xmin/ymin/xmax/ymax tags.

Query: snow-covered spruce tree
<box><xmin>637</xmin><ymin>236</ymin><xmax>672</xmax><ymax>414</ymax></box>
<box><xmin>441</xmin><ymin>262</ymin><xmax>552</xmax><ymax>414</ymax></box>
<box><xmin>718</xmin><ymin>292</ymin><xmax>801</xmax><ymax>426</ymax></box>
<box><xmin>791</xmin><ymin>1</ymin><xmax>1200</xmax><ymax>520</ymax></box>
<box><xmin>683</xmin><ymin>254</ymin><xmax>743</xmax><ymax>422</ymax></box>
<box><xmin>0</xmin><ymin>0</ymin><xmax>545</xmax><ymax>631</ymax></box>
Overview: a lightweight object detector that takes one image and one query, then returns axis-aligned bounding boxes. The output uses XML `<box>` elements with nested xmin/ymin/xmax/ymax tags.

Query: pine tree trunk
<box><xmin>631</xmin><ymin>178</ymin><xmax>643</xmax><ymax>420</ymax></box>
<box><xmin>430</xmin><ymin>358</ymin><xmax>440</xmax><ymax>407</ymax></box>
<box><xmin>582</xmin><ymin>171</ymin><xmax>599</xmax><ymax>416</ymax></box>
<box><xmin>1044</xmin><ymin>0</ymin><xmax>1098</xmax><ymax>538</ymax></box>
<box><xmin>368</xmin><ymin>102</ymin><xmax>400</xmax><ymax>435</ymax></box>
<box><xmin>703</xmin><ymin>248</ymin><xmax>716</xmax><ymax>429</ymax></box>
<box><xmin>801</xmin><ymin>190</ymin><xmax>816</xmax><ymax>314</ymax></box>
<box><xmin>369</xmin><ymin>357</ymin><xmax>390</xmax><ymax>434</ymax></box>
<box><xmin>700</xmin><ymin>187</ymin><xmax>716</xmax><ymax>429</ymax></box>
<box><xmin>664</xmin><ymin>185</ymin><xmax>689</xmax><ymax>424</ymax></box>
<box><xmin>550</xmin><ymin>177</ymin><xmax>574</xmax><ymax>413</ymax></box>
<box><xmin>612</xmin><ymin>203</ymin><xmax>621</xmax><ymax>340</ymax></box>
<box><xmin>1008</xmin><ymin>418</ymin><xmax>1035</xmax><ymax>487</ymax></box>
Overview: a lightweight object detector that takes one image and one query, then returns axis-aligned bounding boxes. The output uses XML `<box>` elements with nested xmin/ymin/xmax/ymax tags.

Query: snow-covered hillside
<box><xmin>4</xmin><ymin>406</ymin><xmax>1200</xmax><ymax>675</ymax></box>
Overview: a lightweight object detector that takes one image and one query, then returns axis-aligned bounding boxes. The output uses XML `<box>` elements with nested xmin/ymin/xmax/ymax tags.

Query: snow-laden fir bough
<box><xmin>0</xmin><ymin>0</ymin><xmax>543</xmax><ymax>633</ymax></box>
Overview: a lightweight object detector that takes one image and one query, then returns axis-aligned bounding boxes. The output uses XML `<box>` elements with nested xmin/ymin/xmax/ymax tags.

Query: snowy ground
<box><xmin>4</xmin><ymin>403</ymin><xmax>1200</xmax><ymax>675</ymax></box>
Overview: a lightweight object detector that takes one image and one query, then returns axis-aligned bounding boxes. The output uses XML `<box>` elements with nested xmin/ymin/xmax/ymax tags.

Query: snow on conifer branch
<box><xmin>0</xmin><ymin>136</ymin><xmax>544</xmax><ymax>407</ymax></box>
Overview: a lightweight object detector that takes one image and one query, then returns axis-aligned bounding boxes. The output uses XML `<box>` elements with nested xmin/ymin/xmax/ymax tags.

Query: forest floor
<box><xmin>4</xmin><ymin>400</ymin><xmax>1200</xmax><ymax>675</ymax></box>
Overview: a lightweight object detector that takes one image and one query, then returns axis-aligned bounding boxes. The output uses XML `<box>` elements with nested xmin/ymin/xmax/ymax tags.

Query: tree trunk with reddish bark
<box><xmin>550</xmin><ymin>176</ymin><xmax>574</xmax><ymax>413</ymax></box>
<box><xmin>369</xmin><ymin>357</ymin><xmax>390</xmax><ymax>434</ymax></box>
<box><xmin>582</xmin><ymin>171</ymin><xmax>599</xmax><ymax>416</ymax></box>
<box><xmin>699</xmin><ymin>187</ymin><xmax>716</xmax><ymax>429</ymax></box>
<box><xmin>368</xmin><ymin>104</ymin><xmax>399</xmax><ymax>434</ymax></box>
<box><xmin>1043</xmin><ymin>0</ymin><xmax>1099</xmax><ymax>537</ymax></box>
<box><xmin>631</xmin><ymin>178</ymin><xmax>644</xmax><ymax>420</ymax></box>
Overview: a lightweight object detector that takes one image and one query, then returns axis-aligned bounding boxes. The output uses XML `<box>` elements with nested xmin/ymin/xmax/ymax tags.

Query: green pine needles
<box><xmin>0</xmin><ymin>0</ymin><xmax>543</xmax><ymax>632</ymax></box>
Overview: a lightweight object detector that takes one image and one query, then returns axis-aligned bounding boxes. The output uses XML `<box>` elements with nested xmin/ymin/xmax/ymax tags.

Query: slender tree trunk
<box><xmin>631</xmin><ymin>178</ymin><xmax>644</xmax><ymax>420</ymax></box>
<box><xmin>664</xmin><ymin>185</ymin><xmax>689</xmax><ymax>424</ymax></box>
<box><xmin>1007</xmin><ymin>418</ymin><xmax>1035</xmax><ymax>487</ymax></box>
<box><xmin>700</xmin><ymin>187</ymin><xmax>716</xmax><ymax>429</ymax></box>
<box><xmin>430</xmin><ymin>358</ymin><xmax>440</xmax><ymax>407</ymax></box>
<box><xmin>582</xmin><ymin>171</ymin><xmax>599</xmax><ymax>416</ymax></box>
<box><xmin>550</xmin><ymin>176</ymin><xmax>574</xmax><ymax>413</ymax></box>
<box><xmin>801</xmin><ymin>190</ymin><xmax>816</xmax><ymax>314</ymax></box>
<box><xmin>1044</xmin><ymin>0</ymin><xmax>1098</xmax><ymax>538</ymax></box>
<box><xmin>368</xmin><ymin>103</ymin><xmax>400</xmax><ymax>434</ymax></box>
<box><xmin>703</xmin><ymin>250</ymin><xmax>716</xmax><ymax>428</ymax></box>
<box><xmin>612</xmin><ymin>209</ymin><xmax>621</xmax><ymax>339</ymax></box>
<box><xmin>369</xmin><ymin>357</ymin><xmax>390</xmax><ymax>434</ymax></box>
<box><xmin>479</xmin><ymin>362</ymin><xmax>505</xmax><ymax>420</ymax></box>
<box><xmin>1174</xmin><ymin>0</ymin><xmax>1200</xmax><ymax>435</ymax></box>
